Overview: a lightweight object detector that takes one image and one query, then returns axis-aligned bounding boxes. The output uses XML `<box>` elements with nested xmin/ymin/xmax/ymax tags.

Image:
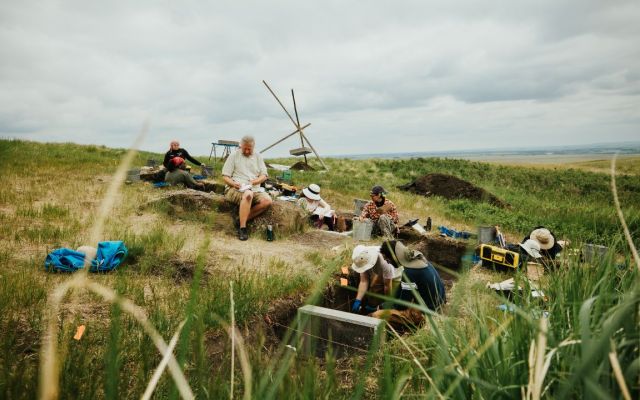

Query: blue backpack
<box><xmin>45</xmin><ymin>241</ymin><xmax>128</xmax><ymax>273</ymax></box>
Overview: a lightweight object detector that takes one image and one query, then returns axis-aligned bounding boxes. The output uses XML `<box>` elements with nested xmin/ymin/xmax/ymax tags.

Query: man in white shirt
<box><xmin>222</xmin><ymin>135</ymin><xmax>272</xmax><ymax>240</ymax></box>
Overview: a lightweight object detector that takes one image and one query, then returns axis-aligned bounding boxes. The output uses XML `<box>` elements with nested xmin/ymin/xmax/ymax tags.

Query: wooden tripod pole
<box><xmin>263</xmin><ymin>80</ymin><xmax>298</xmax><ymax>127</ymax></box>
<box><xmin>260</xmin><ymin>123</ymin><xmax>311</xmax><ymax>154</ymax></box>
<box><xmin>291</xmin><ymin>89</ymin><xmax>308</xmax><ymax>165</ymax></box>
<box><xmin>261</xmin><ymin>80</ymin><xmax>327</xmax><ymax>170</ymax></box>
<box><xmin>300</xmin><ymin>130</ymin><xmax>328</xmax><ymax>170</ymax></box>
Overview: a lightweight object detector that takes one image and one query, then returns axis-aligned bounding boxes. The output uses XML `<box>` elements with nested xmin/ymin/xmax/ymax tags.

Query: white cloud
<box><xmin>1</xmin><ymin>0</ymin><xmax>639</xmax><ymax>157</ymax></box>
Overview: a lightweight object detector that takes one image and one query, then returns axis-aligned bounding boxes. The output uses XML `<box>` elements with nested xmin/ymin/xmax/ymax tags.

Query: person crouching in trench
<box><xmin>350</xmin><ymin>240</ymin><xmax>446</xmax><ymax>327</ymax></box>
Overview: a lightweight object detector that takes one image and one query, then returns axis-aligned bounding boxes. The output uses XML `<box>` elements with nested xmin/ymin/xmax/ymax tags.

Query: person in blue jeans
<box><xmin>378</xmin><ymin>240</ymin><xmax>446</xmax><ymax>312</ymax></box>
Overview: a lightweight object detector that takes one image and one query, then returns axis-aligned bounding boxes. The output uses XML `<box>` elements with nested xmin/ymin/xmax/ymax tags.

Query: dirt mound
<box><xmin>144</xmin><ymin>189</ymin><xmax>308</xmax><ymax>236</ymax></box>
<box><xmin>290</xmin><ymin>161</ymin><xmax>314</xmax><ymax>171</ymax></box>
<box><xmin>398</xmin><ymin>173</ymin><xmax>507</xmax><ymax>208</ymax></box>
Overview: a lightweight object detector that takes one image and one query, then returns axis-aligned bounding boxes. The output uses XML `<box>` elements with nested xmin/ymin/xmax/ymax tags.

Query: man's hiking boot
<box><xmin>238</xmin><ymin>227</ymin><xmax>248</xmax><ymax>241</ymax></box>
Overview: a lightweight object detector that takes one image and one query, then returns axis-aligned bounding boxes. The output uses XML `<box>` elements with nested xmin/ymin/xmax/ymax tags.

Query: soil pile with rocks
<box><xmin>398</xmin><ymin>173</ymin><xmax>508</xmax><ymax>208</ymax></box>
<box><xmin>290</xmin><ymin>161</ymin><xmax>315</xmax><ymax>171</ymax></box>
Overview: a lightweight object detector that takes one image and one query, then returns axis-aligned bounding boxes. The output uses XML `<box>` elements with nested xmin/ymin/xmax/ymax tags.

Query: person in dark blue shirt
<box><xmin>378</xmin><ymin>240</ymin><xmax>446</xmax><ymax>312</ymax></box>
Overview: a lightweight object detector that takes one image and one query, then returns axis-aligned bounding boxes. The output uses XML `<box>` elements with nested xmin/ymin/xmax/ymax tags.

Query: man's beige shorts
<box><xmin>225</xmin><ymin>187</ymin><xmax>271</xmax><ymax>206</ymax></box>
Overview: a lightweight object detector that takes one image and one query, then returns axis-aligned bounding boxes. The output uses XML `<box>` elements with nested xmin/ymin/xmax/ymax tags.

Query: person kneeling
<box><xmin>359</xmin><ymin>185</ymin><xmax>399</xmax><ymax>239</ymax></box>
<box><xmin>165</xmin><ymin>157</ymin><xmax>204</xmax><ymax>190</ymax></box>
<box><xmin>350</xmin><ymin>240</ymin><xmax>446</xmax><ymax>328</ymax></box>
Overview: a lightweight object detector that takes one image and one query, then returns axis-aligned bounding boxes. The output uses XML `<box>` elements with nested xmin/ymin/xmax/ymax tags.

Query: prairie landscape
<box><xmin>0</xmin><ymin>139</ymin><xmax>638</xmax><ymax>399</ymax></box>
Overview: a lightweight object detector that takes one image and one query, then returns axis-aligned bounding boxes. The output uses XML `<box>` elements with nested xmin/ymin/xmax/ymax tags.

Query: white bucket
<box><xmin>478</xmin><ymin>226</ymin><xmax>496</xmax><ymax>244</ymax></box>
<box><xmin>353</xmin><ymin>198</ymin><xmax>368</xmax><ymax>216</ymax></box>
<box><xmin>352</xmin><ymin>219</ymin><xmax>373</xmax><ymax>241</ymax></box>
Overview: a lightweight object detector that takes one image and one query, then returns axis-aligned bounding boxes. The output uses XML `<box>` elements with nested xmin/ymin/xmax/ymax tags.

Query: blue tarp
<box><xmin>45</xmin><ymin>241</ymin><xmax>128</xmax><ymax>273</ymax></box>
<box><xmin>438</xmin><ymin>225</ymin><xmax>472</xmax><ymax>240</ymax></box>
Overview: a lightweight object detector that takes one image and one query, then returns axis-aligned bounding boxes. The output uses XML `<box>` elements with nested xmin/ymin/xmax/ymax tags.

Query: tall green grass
<box><xmin>0</xmin><ymin>139</ymin><xmax>637</xmax><ymax>398</ymax></box>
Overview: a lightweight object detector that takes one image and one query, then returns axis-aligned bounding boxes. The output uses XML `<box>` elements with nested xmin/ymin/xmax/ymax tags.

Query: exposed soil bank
<box><xmin>398</xmin><ymin>173</ymin><xmax>507</xmax><ymax>208</ymax></box>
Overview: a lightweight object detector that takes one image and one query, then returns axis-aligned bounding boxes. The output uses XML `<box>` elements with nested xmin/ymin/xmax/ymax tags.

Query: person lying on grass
<box><xmin>522</xmin><ymin>226</ymin><xmax>565</xmax><ymax>260</ymax></box>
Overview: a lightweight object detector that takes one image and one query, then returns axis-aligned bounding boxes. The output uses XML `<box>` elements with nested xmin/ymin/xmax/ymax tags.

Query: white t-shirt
<box><xmin>298</xmin><ymin>198</ymin><xmax>334</xmax><ymax>217</ymax></box>
<box><xmin>222</xmin><ymin>150</ymin><xmax>268</xmax><ymax>189</ymax></box>
<box><xmin>368</xmin><ymin>254</ymin><xmax>403</xmax><ymax>280</ymax></box>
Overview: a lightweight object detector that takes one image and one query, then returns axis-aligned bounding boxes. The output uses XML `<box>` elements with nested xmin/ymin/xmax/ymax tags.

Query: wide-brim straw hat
<box><xmin>520</xmin><ymin>239</ymin><xmax>542</xmax><ymax>258</ymax></box>
<box><xmin>530</xmin><ymin>228</ymin><xmax>554</xmax><ymax>250</ymax></box>
<box><xmin>351</xmin><ymin>245</ymin><xmax>380</xmax><ymax>273</ymax></box>
<box><xmin>394</xmin><ymin>241</ymin><xmax>428</xmax><ymax>269</ymax></box>
<box><xmin>302</xmin><ymin>183</ymin><xmax>321</xmax><ymax>200</ymax></box>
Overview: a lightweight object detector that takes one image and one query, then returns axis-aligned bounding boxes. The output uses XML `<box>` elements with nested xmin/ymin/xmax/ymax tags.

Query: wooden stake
<box><xmin>260</xmin><ymin>123</ymin><xmax>310</xmax><ymax>154</ymax></box>
<box><xmin>292</xmin><ymin>89</ymin><xmax>308</xmax><ymax>165</ymax></box>
<box><xmin>263</xmin><ymin>80</ymin><xmax>298</xmax><ymax>127</ymax></box>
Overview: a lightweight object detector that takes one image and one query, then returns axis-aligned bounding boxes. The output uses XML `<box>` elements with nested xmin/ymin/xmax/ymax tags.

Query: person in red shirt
<box><xmin>360</xmin><ymin>185</ymin><xmax>399</xmax><ymax>239</ymax></box>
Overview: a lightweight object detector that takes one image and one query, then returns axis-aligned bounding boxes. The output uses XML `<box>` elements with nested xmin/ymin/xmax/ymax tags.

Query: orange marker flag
<box><xmin>340</xmin><ymin>278</ymin><xmax>348</xmax><ymax>286</ymax></box>
<box><xmin>73</xmin><ymin>325</ymin><xmax>86</xmax><ymax>341</ymax></box>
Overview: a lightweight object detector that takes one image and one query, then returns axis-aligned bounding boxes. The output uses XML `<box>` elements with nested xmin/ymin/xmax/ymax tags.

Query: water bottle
<box><xmin>266</xmin><ymin>225</ymin><xmax>274</xmax><ymax>241</ymax></box>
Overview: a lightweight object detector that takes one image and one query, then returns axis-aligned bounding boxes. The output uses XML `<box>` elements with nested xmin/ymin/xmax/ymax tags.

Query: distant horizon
<box><xmin>3</xmin><ymin>137</ymin><xmax>640</xmax><ymax>161</ymax></box>
<box><xmin>331</xmin><ymin>140</ymin><xmax>640</xmax><ymax>159</ymax></box>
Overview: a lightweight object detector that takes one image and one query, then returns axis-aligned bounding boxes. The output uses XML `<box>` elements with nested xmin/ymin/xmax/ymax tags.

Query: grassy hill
<box><xmin>0</xmin><ymin>139</ymin><xmax>637</xmax><ymax>399</ymax></box>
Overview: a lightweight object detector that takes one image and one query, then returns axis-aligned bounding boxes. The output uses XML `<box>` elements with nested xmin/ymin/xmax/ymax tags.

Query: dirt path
<box><xmin>206</xmin><ymin>229</ymin><xmax>352</xmax><ymax>274</ymax></box>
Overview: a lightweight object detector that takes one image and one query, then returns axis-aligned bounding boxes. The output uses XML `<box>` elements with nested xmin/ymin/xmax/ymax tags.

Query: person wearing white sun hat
<box><xmin>350</xmin><ymin>241</ymin><xmax>446</xmax><ymax>317</ymax></box>
<box><xmin>377</xmin><ymin>240</ymin><xmax>446</xmax><ymax>313</ymax></box>
<box><xmin>519</xmin><ymin>239</ymin><xmax>542</xmax><ymax>259</ymax></box>
<box><xmin>298</xmin><ymin>183</ymin><xmax>336</xmax><ymax>231</ymax></box>
<box><xmin>350</xmin><ymin>244</ymin><xmax>401</xmax><ymax>313</ymax></box>
<box><xmin>522</xmin><ymin>226</ymin><xmax>564</xmax><ymax>259</ymax></box>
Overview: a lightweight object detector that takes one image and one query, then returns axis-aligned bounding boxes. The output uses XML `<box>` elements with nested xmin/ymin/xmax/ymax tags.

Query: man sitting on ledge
<box><xmin>222</xmin><ymin>135</ymin><xmax>272</xmax><ymax>241</ymax></box>
<box><xmin>360</xmin><ymin>185</ymin><xmax>399</xmax><ymax>239</ymax></box>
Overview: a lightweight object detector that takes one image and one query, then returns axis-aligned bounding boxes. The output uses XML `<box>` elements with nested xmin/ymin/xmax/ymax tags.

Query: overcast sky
<box><xmin>1</xmin><ymin>1</ymin><xmax>639</xmax><ymax>157</ymax></box>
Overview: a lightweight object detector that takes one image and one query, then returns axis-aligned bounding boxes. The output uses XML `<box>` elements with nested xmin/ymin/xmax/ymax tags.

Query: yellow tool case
<box><xmin>479</xmin><ymin>244</ymin><xmax>520</xmax><ymax>269</ymax></box>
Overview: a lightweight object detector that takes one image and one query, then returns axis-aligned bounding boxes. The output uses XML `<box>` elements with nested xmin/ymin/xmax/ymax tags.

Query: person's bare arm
<box><xmin>383</xmin><ymin>278</ymin><xmax>392</xmax><ymax>297</ymax></box>
<box><xmin>356</xmin><ymin>272</ymin><xmax>370</xmax><ymax>301</ymax></box>
<box><xmin>223</xmin><ymin>175</ymin><xmax>241</xmax><ymax>189</ymax></box>
<box><xmin>250</xmin><ymin>174</ymin><xmax>267</xmax><ymax>186</ymax></box>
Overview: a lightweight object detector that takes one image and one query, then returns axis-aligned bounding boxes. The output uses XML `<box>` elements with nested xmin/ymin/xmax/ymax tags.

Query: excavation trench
<box><xmin>204</xmin><ymin>233</ymin><xmax>473</xmax><ymax>362</ymax></box>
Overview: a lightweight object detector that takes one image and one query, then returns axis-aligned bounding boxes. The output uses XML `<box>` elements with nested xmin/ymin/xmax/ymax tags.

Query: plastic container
<box><xmin>582</xmin><ymin>244</ymin><xmax>607</xmax><ymax>262</ymax></box>
<box><xmin>478</xmin><ymin>226</ymin><xmax>497</xmax><ymax>244</ymax></box>
<box><xmin>126</xmin><ymin>169</ymin><xmax>141</xmax><ymax>182</ymax></box>
<box><xmin>352</xmin><ymin>219</ymin><xmax>373</xmax><ymax>241</ymax></box>
<box><xmin>201</xmin><ymin>166</ymin><xmax>214</xmax><ymax>177</ymax></box>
